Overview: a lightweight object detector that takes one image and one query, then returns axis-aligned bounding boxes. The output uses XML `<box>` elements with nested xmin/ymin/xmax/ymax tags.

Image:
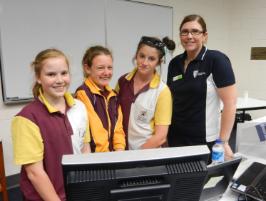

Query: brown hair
<box><xmin>31</xmin><ymin>48</ymin><xmax>69</xmax><ymax>97</ymax></box>
<box><xmin>135</xmin><ymin>36</ymin><xmax>175</xmax><ymax>65</ymax></box>
<box><xmin>179</xmin><ymin>14</ymin><xmax>207</xmax><ymax>33</ymax></box>
<box><xmin>82</xmin><ymin>45</ymin><xmax>113</xmax><ymax>78</ymax></box>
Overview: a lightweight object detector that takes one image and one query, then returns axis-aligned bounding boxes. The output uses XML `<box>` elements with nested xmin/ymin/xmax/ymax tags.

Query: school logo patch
<box><xmin>193</xmin><ymin>70</ymin><xmax>199</xmax><ymax>78</ymax></box>
<box><xmin>193</xmin><ymin>70</ymin><xmax>206</xmax><ymax>78</ymax></box>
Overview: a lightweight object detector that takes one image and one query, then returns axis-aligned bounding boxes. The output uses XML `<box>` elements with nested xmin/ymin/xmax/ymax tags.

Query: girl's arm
<box><xmin>141</xmin><ymin>86</ymin><xmax>172</xmax><ymax>149</ymax></box>
<box><xmin>140</xmin><ymin>125</ymin><xmax>168</xmax><ymax>149</ymax></box>
<box><xmin>81</xmin><ymin>143</ymin><xmax>91</xmax><ymax>153</ymax></box>
<box><xmin>24</xmin><ymin>161</ymin><xmax>61</xmax><ymax>201</ymax></box>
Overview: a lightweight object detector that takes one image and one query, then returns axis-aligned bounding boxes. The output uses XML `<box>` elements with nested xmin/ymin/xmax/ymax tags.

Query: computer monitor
<box><xmin>62</xmin><ymin>145</ymin><xmax>210</xmax><ymax>201</ymax></box>
<box><xmin>200</xmin><ymin>156</ymin><xmax>242</xmax><ymax>201</ymax></box>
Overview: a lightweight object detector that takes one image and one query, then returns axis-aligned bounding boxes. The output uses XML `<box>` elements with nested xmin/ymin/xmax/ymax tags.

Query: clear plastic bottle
<box><xmin>211</xmin><ymin>139</ymin><xmax>224</xmax><ymax>164</ymax></box>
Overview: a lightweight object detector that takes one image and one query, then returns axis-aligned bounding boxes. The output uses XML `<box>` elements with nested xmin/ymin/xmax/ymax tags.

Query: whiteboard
<box><xmin>106</xmin><ymin>0</ymin><xmax>173</xmax><ymax>87</ymax></box>
<box><xmin>0</xmin><ymin>0</ymin><xmax>106</xmax><ymax>103</ymax></box>
<box><xmin>0</xmin><ymin>0</ymin><xmax>173</xmax><ymax>103</ymax></box>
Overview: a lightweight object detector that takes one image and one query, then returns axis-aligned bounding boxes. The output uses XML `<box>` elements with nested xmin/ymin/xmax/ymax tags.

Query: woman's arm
<box><xmin>24</xmin><ymin>161</ymin><xmax>61</xmax><ymax>201</ymax></box>
<box><xmin>140</xmin><ymin>125</ymin><xmax>168</xmax><ymax>149</ymax></box>
<box><xmin>217</xmin><ymin>84</ymin><xmax>237</xmax><ymax>160</ymax></box>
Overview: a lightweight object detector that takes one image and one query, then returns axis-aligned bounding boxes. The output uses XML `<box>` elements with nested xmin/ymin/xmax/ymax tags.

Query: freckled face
<box><xmin>37</xmin><ymin>56</ymin><xmax>70</xmax><ymax>101</ymax></box>
<box><xmin>84</xmin><ymin>54</ymin><xmax>113</xmax><ymax>89</ymax></box>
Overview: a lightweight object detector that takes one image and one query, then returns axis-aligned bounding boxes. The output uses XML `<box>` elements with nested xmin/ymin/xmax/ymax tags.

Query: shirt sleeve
<box><xmin>114</xmin><ymin>82</ymin><xmax>120</xmax><ymax>93</ymax></box>
<box><xmin>154</xmin><ymin>86</ymin><xmax>172</xmax><ymax>125</ymax></box>
<box><xmin>11</xmin><ymin>116</ymin><xmax>44</xmax><ymax>165</ymax></box>
<box><xmin>113</xmin><ymin>105</ymin><xmax>126</xmax><ymax>150</ymax></box>
<box><xmin>212</xmin><ymin>51</ymin><xmax>236</xmax><ymax>88</ymax></box>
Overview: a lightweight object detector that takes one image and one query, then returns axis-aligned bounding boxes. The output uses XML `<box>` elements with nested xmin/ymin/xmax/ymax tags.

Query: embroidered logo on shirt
<box><xmin>193</xmin><ymin>70</ymin><xmax>206</xmax><ymax>78</ymax></box>
<box><xmin>137</xmin><ymin>110</ymin><xmax>148</xmax><ymax>122</ymax></box>
<box><xmin>173</xmin><ymin>74</ymin><xmax>183</xmax><ymax>81</ymax></box>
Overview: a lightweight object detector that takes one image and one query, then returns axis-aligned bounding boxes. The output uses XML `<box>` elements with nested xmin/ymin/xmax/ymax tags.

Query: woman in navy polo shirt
<box><xmin>167</xmin><ymin>14</ymin><xmax>237</xmax><ymax>160</ymax></box>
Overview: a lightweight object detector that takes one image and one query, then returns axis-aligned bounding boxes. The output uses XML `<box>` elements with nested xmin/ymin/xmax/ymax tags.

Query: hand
<box><xmin>223</xmin><ymin>143</ymin><xmax>234</xmax><ymax>160</ymax></box>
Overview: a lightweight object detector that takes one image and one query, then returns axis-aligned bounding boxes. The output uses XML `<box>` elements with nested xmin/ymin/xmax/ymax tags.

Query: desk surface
<box><xmin>237</xmin><ymin>97</ymin><xmax>266</xmax><ymax>110</ymax></box>
<box><xmin>220</xmin><ymin>154</ymin><xmax>266</xmax><ymax>201</ymax></box>
<box><xmin>251</xmin><ymin>116</ymin><xmax>266</xmax><ymax>123</ymax></box>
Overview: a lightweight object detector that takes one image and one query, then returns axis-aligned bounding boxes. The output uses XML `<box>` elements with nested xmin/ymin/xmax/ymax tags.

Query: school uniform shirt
<box><xmin>67</xmin><ymin>99</ymin><xmax>90</xmax><ymax>154</ymax></box>
<box><xmin>11</xmin><ymin>90</ymin><xmax>90</xmax><ymax>201</ymax></box>
<box><xmin>75</xmin><ymin>77</ymin><xmax>126</xmax><ymax>152</ymax></box>
<box><xmin>117</xmin><ymin>68</ymin><xmax>172</xmax><ymax>150</ymax></box>
<box><xmin>167</xmin><ymin>46</ymin><xmax>235</xmax><ymax>145</ymax></box>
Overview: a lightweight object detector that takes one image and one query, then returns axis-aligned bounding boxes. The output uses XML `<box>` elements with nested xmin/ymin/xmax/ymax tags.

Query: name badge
<box><xmin>173</xmin><ymin>74</ymin><xmax>183</xmax><ymax>81</ymax></box>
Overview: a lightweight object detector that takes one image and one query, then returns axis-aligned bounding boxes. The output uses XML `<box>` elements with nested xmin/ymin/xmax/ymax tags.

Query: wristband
<box><xmin>221</xmin><ymin>140</ymin><xmax>229</xmax><ymax>144</ymax></box>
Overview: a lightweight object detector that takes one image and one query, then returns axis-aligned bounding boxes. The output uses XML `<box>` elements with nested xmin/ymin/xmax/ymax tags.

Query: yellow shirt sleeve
<box><xmin>113</xmin><ymin>105</ymin><xmax>126</xmax><ymax>150</ymax></box>
<box><xmin>154</xmin><ymin>86</ymin><xmax>172</xmax><ymax>125</ymax></box>
<box><xmin>11</xmin><ymin>116</ymin><xmax>44</xmax><ymax>165</ymax></box>
<box><xmin>114</xmin><ymin>82</ymin><xmax>120</xmax><ymax>93</ymax></box>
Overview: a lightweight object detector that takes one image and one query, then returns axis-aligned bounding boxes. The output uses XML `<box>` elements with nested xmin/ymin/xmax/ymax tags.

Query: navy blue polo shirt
<box><xmin>167</xmin><ymin>46</ymin><xmax>235</xmax><ymax>145</ymax></box>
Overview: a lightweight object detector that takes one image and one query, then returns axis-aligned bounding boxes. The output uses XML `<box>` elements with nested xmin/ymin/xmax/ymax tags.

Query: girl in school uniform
<box><xmin>116</xmin><ymin>36</ymin><xmax>175</xmax><ymax>150</ymax></box>
<box><xmin>75</xmin><ymin>46</ymin><xmax>126</xmax><ymax>152</ymax></box>
<box><xmin>11</xmin><ymin>48</ymin><xmax>91</xmax><ymax>201</ymax></box>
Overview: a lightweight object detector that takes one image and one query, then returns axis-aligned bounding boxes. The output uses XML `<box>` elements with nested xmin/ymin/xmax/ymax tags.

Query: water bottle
<box><xmin>211</xmin><ymin>139</ymin><xmax>224</xmax><ymax>164</ymax></box>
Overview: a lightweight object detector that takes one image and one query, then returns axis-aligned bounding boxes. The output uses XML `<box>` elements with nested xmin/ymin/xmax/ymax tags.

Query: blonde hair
<box><xmin>31</xmin><ymin>48</ymin><xmax>69</xmax><ymax>97</ymax></box>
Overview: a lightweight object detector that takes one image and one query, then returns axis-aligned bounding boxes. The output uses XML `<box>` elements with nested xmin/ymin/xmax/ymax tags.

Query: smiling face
<box><xmin>180</xmin><ymin>21</ymin><xmax>208</xmax><ymax>55</ymax></box>
<box><xmin>37</xmin><ymin>56</ymin><xmax>70</xmax><ymax>102</ymax></box>
<box><xmin>135</xmin><ymin>44</ymin><xmax>160</xmax><ymax>77</ymax></box>
<box><xmin>84</xmin><ymin>54</ymin><xmax>113</xmax><ymax>89</ymax></box>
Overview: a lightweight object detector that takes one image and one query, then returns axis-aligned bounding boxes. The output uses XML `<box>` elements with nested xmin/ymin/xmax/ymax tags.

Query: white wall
<box><xmin>228</xmin><ymin>0</ymin><xmax>266</xmax><ymax>117</ymax></box>
<box><xmin>1</xmin><ymin>0</ymin><xmax>266</xmax><ymax>176</ymax></box>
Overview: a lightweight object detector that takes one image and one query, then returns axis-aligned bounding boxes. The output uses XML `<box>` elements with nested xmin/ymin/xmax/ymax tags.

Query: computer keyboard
<box><xmin>246</xmin><ymin>173</ymin><xmax>266</xmax><ymax>201</ymax></box>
